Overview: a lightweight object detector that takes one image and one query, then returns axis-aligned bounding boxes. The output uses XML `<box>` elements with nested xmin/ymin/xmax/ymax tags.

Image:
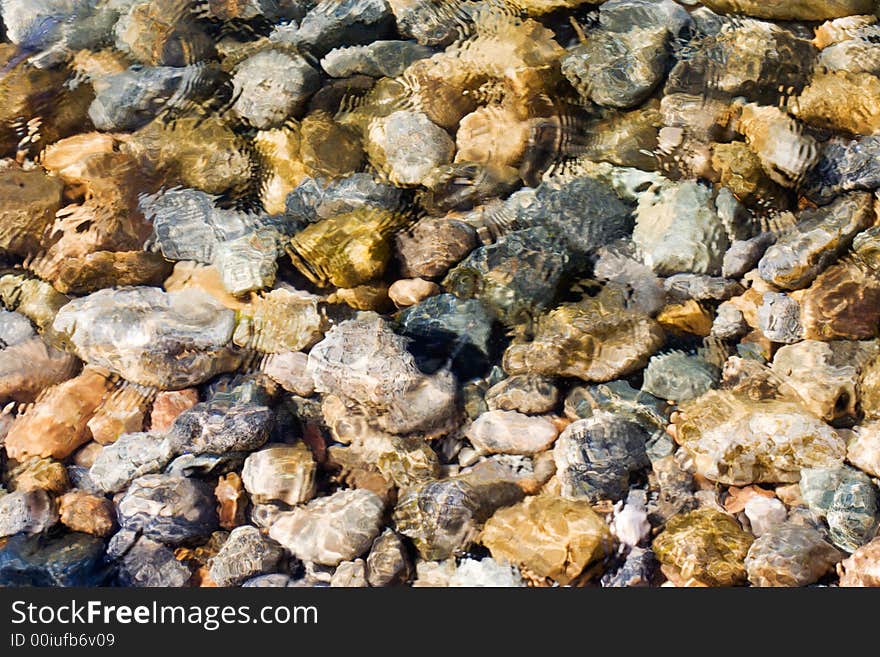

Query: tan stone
<box><xmin>455</xmin><ymin>105</ymin><xmax>532</xmax><ymax>170</ymax></box>
<box><xmin>149</xmin><ymin>388</ymin><xmax>199</xmax><ymax>433</ymax></box>
<box><xmin>657</xmin><ymin>300</ymin><xmax>714</xmax><ymax>337</ymax></box>
<box><xmin>9</xmin><ymin>458</ymin><xmax>69</xmax><ymax>495</ymax></box>
<box><xmin>87</xmin><ymin>385</ymin><xmax>151</xmax><ymax>445</ymax></box>
<box><xmin>388</xmin><ymin>278</ymin><xmax>440</xmax><ymax>308</ymax></box>
<box><xmin>72</xmin><ymin>441</ymin><xmax>104</xmax><ymax>469</ymax></box>
<box><xmin>837</xmin><ymin>537</ymin><xmax>880</xmax><ymax>586</ymax></box>
<box><xmin>215</xmin><ymin>473</ymin><xmax>248</xmax><ymax>530</ymax></box>
<box><xmin>480</xmin><ymin>495</ymin><xmax>614</xmax><ymax>585</ymax></box>
<box><xmin>58</xmin><ymin>491</ymin><xmax>116</xmax><ymax>537</ymax></box>
<box><xmin>793</xmin><ymin>70</ymin><xmax>880</xmax><ymax>135</ymax></box>
<box><xmin>4</xmin><ymin>367</ymin><xmax>113</xmax><ymax>460</ymax></box>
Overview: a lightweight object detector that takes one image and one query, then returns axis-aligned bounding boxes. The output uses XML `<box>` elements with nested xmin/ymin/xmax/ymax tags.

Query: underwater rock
<box><xmin>396</xmin><ymin>217</ymin><xmax>478</xmax><ymax>279</ymax></box>
<box><xmin>321</xmin><ymin>40</ymin><xmax>434</xmax><ymax>78</ymax></box>
<box><xmin>642</xmin><ymin>352</ymin><xmax>720</xmax><ymax>402</ymax></box>
<box><xmin>485</xmin><ymin>375</ymin><xmax>558</xmax><ymax>415</ymax></box>
<box><xmin>165</xmin><ymin>397</ymin><xmax>271</xmax><ymax>456</ymax></box>
<box><xmin>633</xmin><ymin>180</ymin><xmax>729</xmax><ymax>276</ymax></box>
<box><xmin>449</xmin><ymin>557</ymin><xmax>524</xmax><ymax>587</ymax></box>
<box><xmin>837</xmin><ymin>536</ymin><xmax>880</xmax><ymax>586</ymax></box>
<box><xmin>215</xmin><ymin>472</ymin><xmax>248</xmax><ymax>530</ymax></box>
<box><xmin>756</xmin><ymin>292</ymin><xmax>803</xmax><ymax>344</ymax></box>
<box><xmin>743</xmin><ymin>496</ymin><xmax>787</xmax><ymax>537</ymax></box>
<box><xmin>149</xmin><ymin>389</ymin><xmax>199</xmax><ymax>433</ymax></box>
<box><xmin>745</xmin><ymin>523</ymin><xmax>843</xmax><ymax>587</ymax></box>
<box><xmin>793</xmin><ymin>70</ymin><xmax>880</xmax><ymax>135</ymax></box>
<box><xmin>58</xmin><ymin>491</ymin><xmax>116</xmax><ymax>537</ymax></box>
<box><xmin>366</xmin><ymin>110</ymin><xmax>455</xmax><ymax>186</ymax></box>
<box><xmin>466</xmin><ymin>410</ymin><xmax>558</xmax><ymax>456</ymax></box>
<box><xmin>848</xmin><ymin>422</ymin><xmax>880</xmax><ymax>478</ymax></box>
<box><xmin>503</xmin><ymin>287</ymin><xmax>664</xmax><ymax>383</ymax></box>
<box><xmin>0</xmin><ymin>532</ymin><xmax>106</xmax><ymax>587</ymax></box>
<box><xmin>653</xmin><ymin>508</ymin><xmax>753</xmax><ymax>587</ymax></box>
<box><xmin>232</xmin><ymin>50</ymin><xmax>320</xmax><ymax>128</ymax></box>
<box><xmin>388</xmin><ymin>278</ymin><xmax>440</xmax><ymax>308</ymax></box>
<box><xmin>0</xmin><ymin>489</ymin><xmax>57</xmax><ymax>538</ymax></box>
<box><xmin>115</xmin><ymin>535</ymin><xmax>191</xmax><ymax>588</ymax></box>
<box><xmin>553</xmin><ymin>412</ymin><xmax>650</xmax><ymax>503</ymax></box>
<box><xmin>262</xmin><ymin>351</ymin><xmax>315</xmax><ymax>397</ymax></box>
<box><xmin>0</xmin><ymin>337</ymin><xmax>80</xmax><ymax>404</ymax></box>
<box><xmin>674</xmin><ymin>390</ymin><xmax>846</xmax><ymax>485</ymax></box>
<box><xmin>366</xmin><ymin>528</ymin><xmax>410</xmax><ymax>587</ymax></box>
<box><xmin>208</xmin><ymin>525</ymin><xmax>284</xmax><ymax>587</ymax></box>
<box><xmin>0</xmin><ymin>167</ymin><xmax>64</xmax><ymax>257</ymax></box>
<box><xmin>117</xmin><ymin>474</ymin><xmax>218</xmax><ymax>545</ymax></box>
<box><xmin>394</xmin><ymin>476</ymin><xmax>524</xmax><ymax>560</ymax></box>
<box><xmin>294</xmin><ymin>0</ymin><xmax>394</xmax><ymax>56</ymax></box>
<box><xmin>53</xmin><ymin>287</ymin><xmax>242</xmax><ymax>389</ymax></box>
<box><xmin>805</xmin><ymin>136</ymin><xmax>880</xmax><ymax>203</ymax></box>
<box><xmin>269</xmin><ymin>488</ymin><xmax>385</xmax><ymax>566</ymax></box>
<box><xmin>758</xmin><ymin>193</ymin><xmax>874</xmax><ymax>290</ymax></box>
<box><xmin>700</xmin><ymin>0</ymin><xmax>875</xmax><ymax>20</ymax></box>
<box><xmin>480</xmin><ymin>494</ymin><xmax>615</xmax><ymax>585</ymax></box>
<box><xmin>4</xmin><ymin>367</ymin><xmax>113</xmax><ymax>461</ymax></box>
<box><xmin>242</xmin><ymin>443</ymin><xmax>317</xmax><ymax>506</ymax></box>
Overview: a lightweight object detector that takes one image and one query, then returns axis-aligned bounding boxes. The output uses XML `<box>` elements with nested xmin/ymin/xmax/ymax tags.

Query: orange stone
<box><xmin>215</xmin><ymin>472</ymin><xmax>248</xmax><ymax>530</ymax></box>
<box><xmin>4</xmin><ymin>367</ymin><xmax>113</xmax><ymax>461</ymax></box>
<box><xmin>149</xmin><ymin>388</ymin><xmax>199</xmax><ymax>432</ymax></box>
<box><xmin>58</xmin><ymin>490</ymin><xmax>117</xmax><ymax>537</ymax></box>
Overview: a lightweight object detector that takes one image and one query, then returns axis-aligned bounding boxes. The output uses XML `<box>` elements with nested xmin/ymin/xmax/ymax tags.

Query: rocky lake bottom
<box><xmin>1</xmin><ymin>0</ymin><xmax>880</xmax><ymax>588</ymax></box>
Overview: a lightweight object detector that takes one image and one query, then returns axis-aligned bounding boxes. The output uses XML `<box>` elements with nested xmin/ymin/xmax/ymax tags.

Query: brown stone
<box><xmin>455</xmin><ymin>105</ymin><xmax>532</xmax><ymax>171</ymax></box>
<box><xmin>53</xmin><ymin>251</ymin><xmax>173</xmax><ymax>294</ymax></box>
<box><xmin>837</xmin><ymin>537</ymin><xmax>880</xmax><ymax>586</ymax></box>
<box><xmin>0</xmin><ymin>167</ymin><xmax>64</xmax><ymax>257</ymax></box>
<box><xmin>793</xmin><ymin>70</ymin><xmax>880</xmax><ymax>135</ymax></box>
<box><xmin>149</xmin><ymin>388</ymin><xmax>200</xmax><ymax>433</ymax></box>
<box><xmin>657</xmin><ymin>300</ymin><xmax>714</xmax><ymax>337</ymax></box>
<box><xmin>396</xmin><ymin>216</ymin><xmax>477</xmax><ymax>280</ymax></box>
<box><xmin>4</xmin><ymin>367</ymin><xmax>113</xmax><ymax>461</ymax></box>
<box><xmin>798</xmin><ymin>258</ymin><xmax>880</xmax><ymax>340</ymax></box>
<box><xmin>215</xmin><ymin>473</ymin><xmax>248</xmax><ymax>530</ymax></box>
<box><xmin>299</xmin><ymin>111</ymin><xmax>363</xmax><ymax>178</ymax></box>
<box><xmin>87</xmin><ymin>385</ymin><xmax>152</xmax><ymax>445</ymax></box>
<box><xmin>480</xmin><ymin>495</ymin><xmax>615</xmax><ymax>585</ymax></box>
<box><xmin>58</xmin><ymin>491</ymin><xmax>116</xmax><ymax>537</ymax></box>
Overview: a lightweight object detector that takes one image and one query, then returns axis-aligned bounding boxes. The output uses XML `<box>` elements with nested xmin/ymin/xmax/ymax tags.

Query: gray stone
<box><xmin>745</xmin><ymin>524</ymin><xmax>843</xmax><ymax>587</ymax></box>
<box><xmin>805</xmin><ymin>136</ymin><xmax>880</xmax><ymax>204</ymax></box>
<box><xmin>0</xmin><ymin>489</ymin><xmax>57</xmax><ymax>537</ymax></box>
<box><xmin>712</xmin><ymin>302</ymin><xmax>748</xmax><ymax>340</ymax></box>
<box><xmin>663</xmin><ymin>274</ymin><xmax>743</xmax><ymax>302</ymax></box>
<box><xmin>0</xmin><ymin>310</ymin><xmax>35</xmax><ymax>347</ymax></box>
<box><xmin>89</xmin><ymin>432</ymin><xmax>176</xmax><ymax>493</ymax></box>
<box><xmin>366</xmin><ymin>528</ymin><xmax>410</xmax><ymax>587</ymax></box>
<box><xmin>116</xmin><ymin>536</ymin><xmax>192</xmax><ymax>588</ymax></box>
<box><xmin>330</xmin><ymin>559</ymin><xmax>368</xmax><ymax>587</ymax></box>
<box><xmin>366</xmin><ymin>110</ymin><xmax>455</xmax><ymax>186</ymax></box>
<box><xmin>0</xmin><ymin>532</ymin><xmax>107</xmax><ymax>587</ymax></box>
<box><xmin>294</xmin><ymin>0</ymin><xmax>394</xmax><ymax>56</ymax></box>
<box><xmin>757</xmin><ymin>292</ymin><xmax>803</xmax><ymax>344</ymax></box>
<box><xmin>208</xmin><ymin>525</ymin><xmax>285</xmax><ymax>587</ymax></box>
<box><xmin>166</xmin><ymin>399</ymin><xmax>272</xmax><ymax>456</ymax></box>
<box><xmin>89</xmin><ymin>64</ymin><xmax>218</xmax><ymax>132</ymax></box>
<box><xmin>722</xmin><ymin>233</ymin><xmax>776</xmax><ymax>279</ymax></box>
<box><xmin>285</xmin><ymin>173</ymin><xmax>404</xmax><ymax>224</ymax></box>
<box><xmin>554</xmin><ymin>412</ymin><xmax>650</xmax><ymax>503</ymax></box>
<box><xmin>448</xmin><ymin>557</ymin><xmax>524</xmax><ymax>587</ymax></box>
<box><xmin>642</xmin><ymin>352</ymin><xmax>720</xmax><ymax>402</ymax></box>
<box><xmin>321</xmin><ymin>40</ymin><xmax>434</xmax><ymax>78</ymax></box>
<box><xmin>117</xmin><ymin>475</ymin><xmax>218</xmax><ymax>545</ymax></box>
<box><xmin>231</xmin><ymin>50</ymin><xmax>320</xmax><ymax>128</ymax></box>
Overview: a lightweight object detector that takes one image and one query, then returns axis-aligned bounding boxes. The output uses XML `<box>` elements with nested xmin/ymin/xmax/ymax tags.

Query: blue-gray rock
<box><xmin>117</xmin><ymin>474</ymin><xmax>218</xmax><ymax>545</ymax></box>
<box><xmin>722</xmin><ymin>233</ymin><xmax>776</xmax><ymax>279</ymax></box>
<box><xmin>600</xmin><ymin>546</ymin><xmax>657</xmax><ymax>587</ymax></box>
<box><xmin>294</xmin><ymin>0</ymin><xmax>394</xmax><ymax>56</ymax></box>
<box><xmin>321</xmin><ymin>40</ymin><xmax>434</xmax><ymax>78</ymax></box>
<box><xmin>166</xmin><ymin>399</ymin><xmax>272</xmax><ymax>456</ymax></box>
<box><xmin>89</xmin><ymin>64</ymin><xmax>219</xmax><ymax>132</ymax></box>
<box><xmin>804</xmin><ymin>136</ymin><xmax>880</xmax><ymax>204</ymax></box>
<box><xmin>712</xmin><ymin>302</ymin><xmax>748</xmax><ymax>341</ymax></box>
<box><xmin>663</xmin><ymin>274</ymin><xmax>743</xmax><ymax>302</ymax></box>
<box><xmin>285</xmin><ymin>174</ymin><xmax>404</xmax><ymax>224</ymax></box>
<box><xmin>642</xmin><ymin>351</ymin><xmax>720</xmax><ymax>402</ymax></box>
<box><xmin>208</xmin><ymin>525</ymin><xmax>285</xmax><ymax>586</ymax></box>
<box><xmin>164</xmin><ymin>452</ymin><xmax>249</xmax><ymax>478</ymax></box>
<box><xmin>0</xmin><ymin>532</ymin><xmax>107</xmax><ymax>587</ymax></box>
<box><xmin>554</xmin><ymin>412</ymin><xmax>651</xmax><ymax>503</ymax></box>
<box><xmin>397</xmin><ymin>292</ymin><xmax>494</xmax><ymax>378</ymax></box>
<box><xmin>115</xmin><ymin>536</ymin><xmax>192</xmax><ymax>587</ymax></box>
<box><xmin>89</xmin><ymin>432</ymin><xmax>176</xmax><ymax>493</ymax></box>
<box><xmin>444</xmin><ymin>227</ymin><xmax>568</xmax><ymax>326</ymax></box>
<box><xmin>0</xmin><ymin>309</ymin><xmax>35</xmax><ymax>347</ymax></box>
<box><xmin>242</xmin><ymin>573</ymin><xmax>297</xmax><ymax>587</ymax></box>
<box><xmin>828</xmin><ymin>477</ymin><xmax>879</xmax><ymax>553</ymax></box>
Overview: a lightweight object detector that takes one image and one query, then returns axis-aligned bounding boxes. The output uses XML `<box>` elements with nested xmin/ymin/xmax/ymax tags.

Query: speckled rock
<box><xmin>485</xmin><ymin>375</ymin><xmax>559</xmax><ymax>414</ymax></box>
<box><xmin>262</xmin><ymin>351</ymin><xmax>315</xmax><ymax>397</ymax></box>
<box><xmin>837</xmin><ymin>536</ymin><xmax>880</xmax><ymax>586</ymax></box>
<box><xmin>365</xmin><ymin>529</ymin><xmax>410</xmax><ymax>587</ymax></box>
<box><xmin>0</xmin><ymin>489</ymin><xmax>57</xmax><ymax>538</ymax></box>
<box><xmin>269</xmin><ymin>489</ymin><xmax>385</xmax><ymax>566</ymax></box>
<box><xmin>756</xmin><ymin>292</ymin><xmax>803</xmax><ymax>344</ymax></box>
<box><xmin>642</xmin><ymin>352</ymin><xmax>720</xmax><ymax>402</ymax></box>
<box><xmin>758</xmin><ymin>193</ymin><xmax>874</xmax><ymax>290</ymax></box>
<box><xmin>208</xmin><ymin>525</ymin><xmax>284</xmax><ymax>587</ymax></box>
<box><xmin>321</xmin><ymin>40</ymin><xmax>433</xmax><ymax>78</ymax></box>
<box><xmin>231</xmin><ymin>50</ymin><xmax>320</xmax><ymax>128</ymax></box>
<box><xmin>117</xmin><ymin>475</ymin><xmax>218</xmax><ymax>546</ymax></box>
<box><xmin>554</xmin><ymin>413</ymin><xmax>650</xmax><ymax>503</ymax></box>
<box><xmin>633</xmin><ymin>181</ymin><xmax>729</xmax><ymax>276</ymax></box>
<box><xmin>366</xmin><ymin>110</ymin><xmax>455</xmax><ymax>186</ymax></box>
<box><xmin>396</xmin><ymin>217</ymin><xmax>478</xmax><ymax>279</ymax></box>
<box><xmin>293</xmin><ymin>0</ymin><xmax>395</xmax><ymax>56</ymax></box>
<box><xmin>480</xmin><ymin>495</ymin><xmax>615</xmax><ymax>585</ymax></box>
<box><xmin>166</xmin><ymin>398</ymin><xmax>272</xmax><ymax>456</ymax></box>
<box><xmin>89</xmin><ymin>432</ymin><xmax>176</xmax><ymax>494</ymax></box>
<box><xmin>115</xmin><ymin>536</ymin><xmax>192</xmax><ymax>588</ymax></box>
